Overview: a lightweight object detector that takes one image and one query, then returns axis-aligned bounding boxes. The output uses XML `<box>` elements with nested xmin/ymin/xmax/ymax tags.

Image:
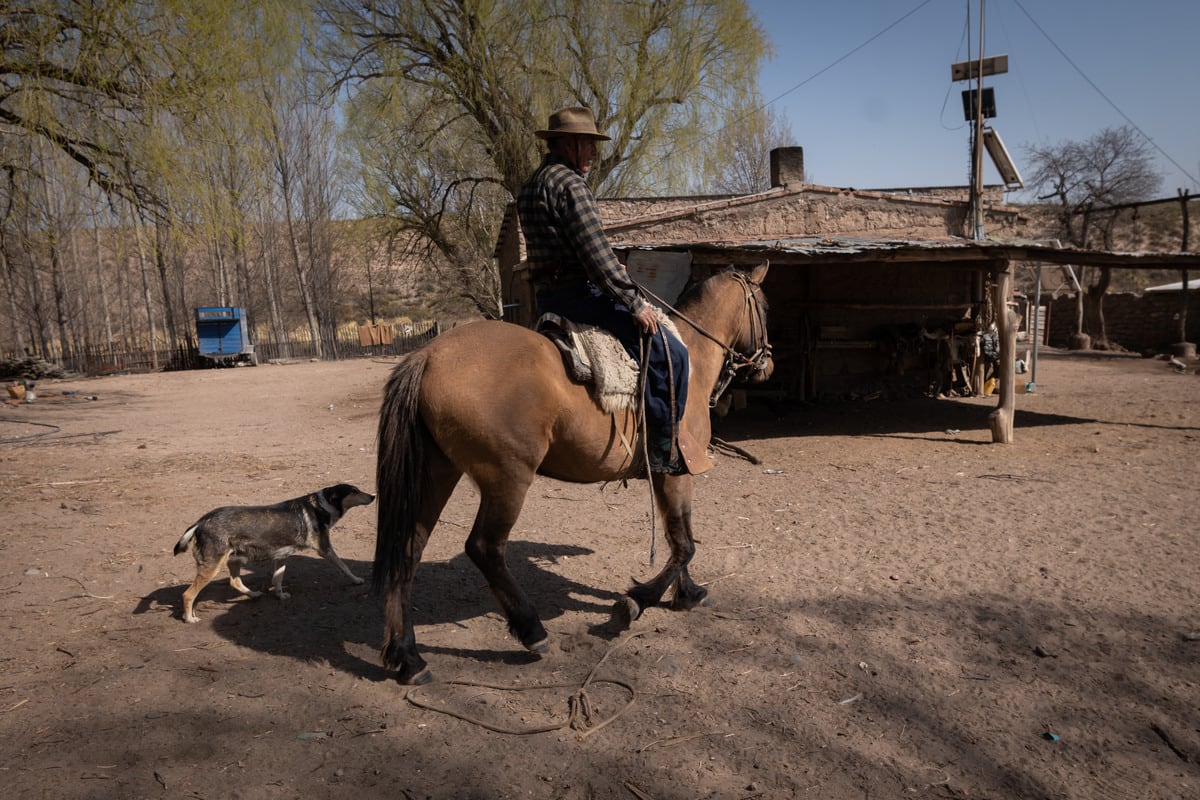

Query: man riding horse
<box><xmin>371</xmin><ymin>108</ymin><xmax>773</xmax><ymax>685</ymax></box>
<box><xmin>517</xmin><ymin>106</ymin><xmax>690</xmax><ymax>473</ymax></box>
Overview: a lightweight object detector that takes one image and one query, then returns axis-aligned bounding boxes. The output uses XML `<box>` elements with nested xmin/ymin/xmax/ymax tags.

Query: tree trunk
<box><xmin>17</xmin><ymin>228</ymin><xmax>51</xmax><ymax>358</ymax></box>
<box><xmin>40</xmin><ymin>170</ymin><xmax>75</xmax><ymax>362</ymax></box>
<box><xmin>91</xmin><ymin>218</ymin><xmax>116</xmax><ymax>353</ymax></box>
<box><xmin>1181</xmin><ymin>269</ymin><xmax>1190</xmax><ymax>345</ymax></box>
<box><xmin>257</xmin><ymin>205</ymin><xmax>289</xmax><ymax>358</ymax></box>
<box><xmin>131</xmin><ymin>208</ymin><xmax>160</xmax><ymax>370</ymax></box>
<box><xmin>0</xmin><ymin>240</ymin><xmax>28</xmax><ymax>355</ymax></box>
<box><xmin>153</xmin><ymin>218</ymin><xmax>183</xmax><ymax>350</ymax></box>
<box><xmin>1180</xmin><ymin>190</ymin><xmax>1191</xmax><ymax>345</ymax></box>
<box><xmin>1071</xmin><ymin>264</ymin><xmax>1087</xmax><ymax>350</ymax></box>
<box><xmin>283</xmin><ymin>199</ymin><xmax>320</xmax><ymax>356</ymax></box>
<box><xmin>1083</xmin><ymin>267</ymin><xmax>1113</xmax><ymax>348</ymax></box>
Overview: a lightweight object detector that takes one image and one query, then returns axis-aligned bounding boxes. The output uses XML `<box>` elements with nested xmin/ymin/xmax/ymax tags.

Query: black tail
<box><xmin>373</xmin><ymin>352</ymin><xmax>430</xmax><ymax>596</ymax></box>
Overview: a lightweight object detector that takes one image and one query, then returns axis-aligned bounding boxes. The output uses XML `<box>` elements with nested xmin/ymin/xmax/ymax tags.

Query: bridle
<box><xmin>703</xmin><ymin>269</ymin><xmax>772</xmax><ymax>407</ymax></box>
<box><xmin>638</xmin><ymin>265</ymin><xmax>773</xmax><ymax>408</ymax></box>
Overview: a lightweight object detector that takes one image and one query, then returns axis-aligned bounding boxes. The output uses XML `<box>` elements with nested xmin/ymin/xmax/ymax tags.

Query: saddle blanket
<box><xmin>537</xmin><ymin>310</ymin><xmax>684</xmax><ymax>414</ymax></box>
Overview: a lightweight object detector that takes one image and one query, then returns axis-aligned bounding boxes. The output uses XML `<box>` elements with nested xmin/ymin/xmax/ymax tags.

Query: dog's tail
<box><xmin>174</xmin><ymin>524</ymin><xmax>199</xmax><ymax>556</ymax></box>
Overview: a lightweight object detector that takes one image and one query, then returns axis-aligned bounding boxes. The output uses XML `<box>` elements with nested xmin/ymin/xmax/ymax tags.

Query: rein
<box><xmin>637</xmin><ymin>267</ymin><xmax>772</xmax><ymax>407</ymax></box>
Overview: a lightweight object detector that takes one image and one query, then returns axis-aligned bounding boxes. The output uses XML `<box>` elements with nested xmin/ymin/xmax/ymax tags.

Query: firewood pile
<box><xmin>0</xmin><ymin>357</ymin><xmax>77</xmax><ymax>382</ymax></box>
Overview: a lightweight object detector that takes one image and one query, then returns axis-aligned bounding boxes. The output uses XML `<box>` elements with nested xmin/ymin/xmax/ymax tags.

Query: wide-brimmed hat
<box><xmin>534</xmin><ymin>106</ymin><xmax>611</xmax><ymax>141</ymax></box>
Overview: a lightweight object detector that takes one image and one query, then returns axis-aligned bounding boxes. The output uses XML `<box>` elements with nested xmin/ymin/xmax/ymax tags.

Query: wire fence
<box><xmin>29</xmin><ymin>320</ymin><xmax>441</xmax><ymax>377</ymax></box>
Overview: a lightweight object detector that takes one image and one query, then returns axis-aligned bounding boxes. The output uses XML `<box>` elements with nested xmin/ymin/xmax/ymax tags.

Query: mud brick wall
<box><xmin>1047</xmin><ymin>291</ymin><xmax>1200</xmax><ymax>352</ymax></box>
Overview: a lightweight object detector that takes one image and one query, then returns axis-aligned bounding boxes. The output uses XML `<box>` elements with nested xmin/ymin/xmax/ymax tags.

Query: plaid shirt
<box><xmin>517</xmin><ymin>154</ymin><xmax>646</xmax><ymax>314</ymax></box>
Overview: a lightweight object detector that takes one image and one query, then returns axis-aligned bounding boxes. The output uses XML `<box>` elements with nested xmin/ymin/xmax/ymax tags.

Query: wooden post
<box><xmin>971</xmin><ymin>270</ymin><xmax>986</xmax><ymax>393</ymax></box>
<box><xmin>988</xmin><ymin>263</ymin><xmax>1018</xmax><ymax>443</ymax></box>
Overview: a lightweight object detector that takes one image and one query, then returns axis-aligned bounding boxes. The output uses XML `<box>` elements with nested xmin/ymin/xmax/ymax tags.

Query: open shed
<box><xmin>616</xmin><ymin>238</ymin><xmax>1198</xmax><ymax>443</ymax></box>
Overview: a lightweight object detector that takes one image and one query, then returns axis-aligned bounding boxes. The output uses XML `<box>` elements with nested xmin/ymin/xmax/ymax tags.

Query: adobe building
<box><xmin>495</xmin><ymin>148</ymin><xmax>1199</xmax><ymax>443</ymax></box>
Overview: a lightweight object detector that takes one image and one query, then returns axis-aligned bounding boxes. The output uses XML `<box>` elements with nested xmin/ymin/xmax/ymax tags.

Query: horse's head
<box><xmin>727</xmin><ymin>262</ymin><xmax>774</xmax><ymax>384</ymax></box>
<box><xmin>666</xmin><ymin>261</ymin><xmax>774</xmax><ymax>407</ymax></box>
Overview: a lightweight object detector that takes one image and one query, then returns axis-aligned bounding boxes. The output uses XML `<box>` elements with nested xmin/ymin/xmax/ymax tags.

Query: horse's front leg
<box><xmin>670</xmin><ymin>564</ymin><xmax>709</xmax><ymax>610</ymax></box>
<box><xmin>617</xmin><ymin>472</ymin><xmax>701</xmax><ymax>624</ymax></box>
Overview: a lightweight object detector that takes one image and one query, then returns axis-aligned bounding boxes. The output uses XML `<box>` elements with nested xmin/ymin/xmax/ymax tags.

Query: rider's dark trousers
<box><xmin>535</xmin><ymin>283</ymin><xmax>689</xmax><ymax>455</ymax></box>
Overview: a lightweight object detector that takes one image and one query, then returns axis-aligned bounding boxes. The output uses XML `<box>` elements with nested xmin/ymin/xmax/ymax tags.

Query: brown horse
<box><xmin>374</xmin><ymin>262</ymin><xmax>772</xmax><ymax>684</ymax></box>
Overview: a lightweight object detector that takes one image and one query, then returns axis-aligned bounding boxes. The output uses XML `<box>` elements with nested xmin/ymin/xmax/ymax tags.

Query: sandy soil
<box><xmin>1</xmin><ymin>348</ymin><xmax>1197</xmax><ymax>800</ymax></box>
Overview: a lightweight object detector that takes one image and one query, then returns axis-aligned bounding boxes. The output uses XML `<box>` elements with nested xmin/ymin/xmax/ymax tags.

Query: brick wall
<box><xmin>1046</xmin><ymin>290</ymin><xmax>1200</xmax><ymax>352</ymax></box>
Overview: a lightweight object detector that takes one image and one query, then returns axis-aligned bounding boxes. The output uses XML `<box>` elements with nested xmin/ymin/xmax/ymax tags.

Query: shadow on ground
<box><xmin>134</xmin><ymin>541</ymin><xmax>620</xmax><ymax>681</ymax></box>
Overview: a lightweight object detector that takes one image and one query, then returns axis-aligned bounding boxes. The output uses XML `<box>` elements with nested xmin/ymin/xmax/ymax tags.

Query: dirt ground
<box><xmin>1</xmin><ymin>347</ymin><xmax>1197</xmax><ymax>800</ymax></box>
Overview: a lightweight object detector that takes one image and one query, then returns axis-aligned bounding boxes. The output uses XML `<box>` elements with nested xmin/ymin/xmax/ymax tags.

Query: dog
<box><xmin>173</xmin><ymin>483</ymin><xmax>375</xmax><ymax>623</ymax></box>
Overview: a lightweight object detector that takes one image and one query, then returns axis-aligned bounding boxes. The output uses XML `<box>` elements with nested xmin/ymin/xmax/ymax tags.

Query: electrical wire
<box><xmin>660</xmin><ymin>0</ymin><xmax>939</xmax><ymax>172</ymax></box>
<box><xmin>938</xmin><ymin>6</ymin><xmax>972</xmax><ymax>132</ymax></box>
<box><xmin>755</xmin><ymin>0</ymin><xmax>939</xmax><ymax>116</ymax></box>
<box><xmin>1009</xmin><ymin>0</ymin><xmax>1199</xmax><ymax>187</ymax></box>
<box><xmin>989</xmin><ymin>0</ymin><xmax>1043</xmax><ymax>143</ymax></box>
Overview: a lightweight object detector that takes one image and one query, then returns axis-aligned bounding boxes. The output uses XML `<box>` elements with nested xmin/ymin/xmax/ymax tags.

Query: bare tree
<box><xmin>1024</xmin><ymin>125</ymin><xmax>1162</xmax><ymax>347</ymax></box>
<box><xmin>710</xmin><ymin>102</ymin><xmax>796</xmax><ymax>194</ymax></box>
<box><xmin>258</xmin><ymin>70</ymin><xmax>347</xmax><ymax>357</ymax></box>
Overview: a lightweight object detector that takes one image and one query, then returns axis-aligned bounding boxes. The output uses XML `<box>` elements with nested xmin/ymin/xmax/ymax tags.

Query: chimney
<box><xmin>770</xmin><ymin>147</ymin><xmax>805</xmax><ymax>188</ymax></box>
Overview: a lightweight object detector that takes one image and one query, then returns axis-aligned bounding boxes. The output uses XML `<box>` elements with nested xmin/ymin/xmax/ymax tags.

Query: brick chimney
<box><xmin>770</xmin><ymin>147</ymin><xmax>805</xmax><ymax>188</ymax></box>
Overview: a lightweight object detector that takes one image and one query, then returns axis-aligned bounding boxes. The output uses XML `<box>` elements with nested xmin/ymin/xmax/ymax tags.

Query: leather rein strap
<box><xmin>637</xmin><ymin>267</ymin><xmax>772</xmax><ymax>407</ymax></box>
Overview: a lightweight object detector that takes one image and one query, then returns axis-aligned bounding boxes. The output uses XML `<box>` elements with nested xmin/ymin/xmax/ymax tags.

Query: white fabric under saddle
<box><xmin>537</xmin><ymin>310</ymin><xmax>684</xmax><ymax>414</ymax></box>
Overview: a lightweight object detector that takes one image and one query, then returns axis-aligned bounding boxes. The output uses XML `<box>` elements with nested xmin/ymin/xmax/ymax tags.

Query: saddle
<box><xmin>536</xmin><ymin>313</ymin><xmax>641</xmax><ymax>413</ymax></box>
<box><xmin>536</xmin><ymin>313</ymin><xmax>712</xmax><ymax>475</ymax></box>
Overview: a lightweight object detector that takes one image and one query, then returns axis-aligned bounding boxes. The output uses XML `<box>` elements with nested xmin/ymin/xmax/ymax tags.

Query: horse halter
<box><xmin>706</xmin><ymin>269</ymin><xmax>772</xmax><ymax>407</ymax></box>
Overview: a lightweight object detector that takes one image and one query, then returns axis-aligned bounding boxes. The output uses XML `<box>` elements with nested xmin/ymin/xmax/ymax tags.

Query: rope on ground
<box><xmin>405</xmin><ymin>630</ymin><xmax>649</xmax><ymax>739</ymax></box>
<box><xmin>0</xmin><ymin>418</ymin><xmax>61</xmax><ymax>445</ymax></box>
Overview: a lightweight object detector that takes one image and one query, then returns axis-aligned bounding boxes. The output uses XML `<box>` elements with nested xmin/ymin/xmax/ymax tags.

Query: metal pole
<box><xmin>973</xmin><ymin>0</ymin><xmax>986</xmax><ymax>241</ymax></box>
<box><xmin>1030</xmin><ymin>264</ymin><xmax>1042</xmax><ymax>391</ymax></box>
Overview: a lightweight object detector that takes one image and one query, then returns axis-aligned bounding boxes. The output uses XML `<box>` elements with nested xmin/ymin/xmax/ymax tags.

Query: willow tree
<box><xmin>1</xmin><ymin>1</ymin><xmax>347</xmax><ymax>359</ymax></box>
<box><xmin>1</xmin><ymin>1</ymin><xmax>160</xmax><ymax>209</ymax></box>
<box><xmin>320</xmin><ymin>0</ymin><xmax>767</xmax><ymax>317</ymax></box>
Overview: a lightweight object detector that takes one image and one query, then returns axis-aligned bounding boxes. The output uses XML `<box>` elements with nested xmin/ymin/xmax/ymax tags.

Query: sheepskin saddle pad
<box><xmin>536</xmin><ymin>310</ymin><xmax>684</xmax><ymax>414</ymax></box>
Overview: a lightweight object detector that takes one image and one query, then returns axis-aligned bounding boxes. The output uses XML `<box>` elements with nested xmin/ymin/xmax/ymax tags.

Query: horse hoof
<box><xmin>525</xmin><ymin>636</ymin><xmax>550</xmax><ymax>656</ymax></box>
<box><xmin>613</xmin><ymin>596</ymin><xmax>641</xmax><ymax>628</ymax></box>
<box><xmin>670</xmin><ymin>587</ymin><xmax>710</xmax><ymax>611</ymax></box>
<box><xmin>398</xmin><ymin>667</ymin><xmax>434</xmax><ymax>686</ymax></box>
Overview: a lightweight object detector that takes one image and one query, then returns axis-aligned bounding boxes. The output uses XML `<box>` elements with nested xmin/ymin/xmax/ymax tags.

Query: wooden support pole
<box><xmin>989</xmin><ymin>264</ymin><xmax>1017</xmax><ymax>443</ymax></box>
<box><xmin>971</xmin><ymin>270</ymin><xmax>986</xmax><ymax>394</ymax></box>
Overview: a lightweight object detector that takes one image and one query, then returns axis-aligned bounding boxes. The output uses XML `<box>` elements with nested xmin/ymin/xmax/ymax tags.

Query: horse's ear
<box><xmin>747</xmin><ymin>260</ymin><xmax>769</xmax><ymax>285</ymax></box>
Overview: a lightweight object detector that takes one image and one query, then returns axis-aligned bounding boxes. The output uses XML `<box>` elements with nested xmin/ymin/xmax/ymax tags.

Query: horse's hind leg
<box><xmin>382</xmin><ymin>454</ymin><xmax>460</xmax><ymax>685</ymax></box>
<box><xmin>464</xmin><ymin>475</ymin><xmax>548</xmax><ymax>653</ymax></box>
<box><xmin>618</xmin><ymin>473</ymin><xmax>704</xmax><ymax>623</ymax></box>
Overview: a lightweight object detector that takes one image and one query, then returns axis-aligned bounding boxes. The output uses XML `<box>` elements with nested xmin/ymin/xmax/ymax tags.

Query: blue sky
<box><xmin>747</xmin><ymin>0</ymin><xmax>1199</xmax><ymax>200</ymax></box>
